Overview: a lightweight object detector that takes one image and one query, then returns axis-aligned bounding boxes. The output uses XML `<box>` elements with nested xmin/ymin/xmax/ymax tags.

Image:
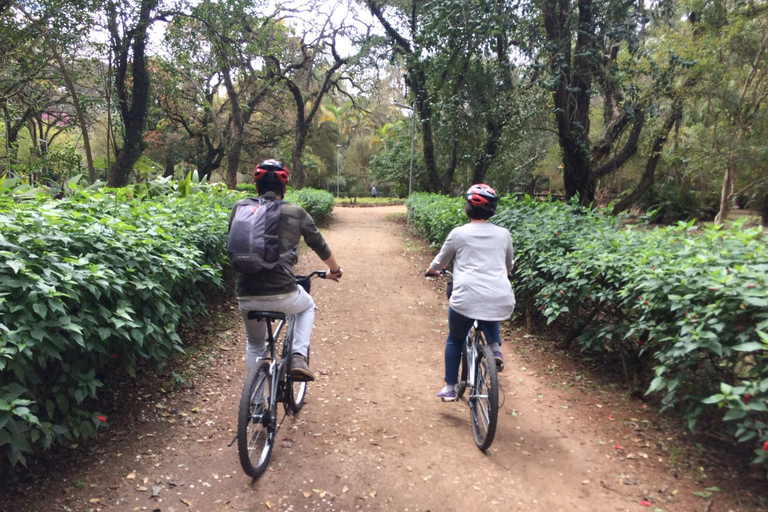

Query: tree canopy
<box><xmin>1</xmin><ymin>0</ymin><xmax>766</xmax><ymax>222</ymax></box>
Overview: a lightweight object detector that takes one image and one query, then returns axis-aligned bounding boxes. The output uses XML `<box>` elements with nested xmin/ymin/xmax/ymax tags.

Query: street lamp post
<box><xmin>336</xmin><ymin>144</ymin><xmax>342</xmax><ymax>198</ymax></box>
<box><xmin>392</xmin><ymin>102</ymin><xmax>415</xmax><ymax>196</ymax></box>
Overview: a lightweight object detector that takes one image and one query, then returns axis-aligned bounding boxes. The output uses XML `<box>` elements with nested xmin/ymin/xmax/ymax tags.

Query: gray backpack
<box><xmin>227</xmin><ymin>198</ymin><xmax>283</xmax><ymax>274</ymax></box>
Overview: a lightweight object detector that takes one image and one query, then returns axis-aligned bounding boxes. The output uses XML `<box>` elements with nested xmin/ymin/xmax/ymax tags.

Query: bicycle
<box><xmin>427</xmin><ymin>269</ymin><xmax>499</xmax><ymax>451</ymax></box>
<box><xmin>235</xmin><ymin>270</ymin><xmax>328</xmax><ymax>479</ymax></box>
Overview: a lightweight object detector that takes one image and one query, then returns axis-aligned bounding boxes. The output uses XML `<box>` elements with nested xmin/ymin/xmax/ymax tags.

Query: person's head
<box><xmin>464</xmin><ymin>183</ymin><xmax>498</xmax><ymax>220</ymax></box>
<box><xmin>253</xmin><ymin>159</ymin><xmax>289</xmax><ymax>196</ymax></box>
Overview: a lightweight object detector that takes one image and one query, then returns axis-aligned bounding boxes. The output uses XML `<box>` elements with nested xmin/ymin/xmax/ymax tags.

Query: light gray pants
<box><xmin>239</xmin><ymin>287</ymin><xmax>315</xmax><ymax>372</ymax></box>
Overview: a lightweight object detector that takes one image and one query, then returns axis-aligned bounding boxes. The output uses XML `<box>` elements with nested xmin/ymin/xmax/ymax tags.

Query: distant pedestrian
<box><xmin>371</xmin><ymin>185</ymin><xmax>377</xmax><ymax>198</ymax></box>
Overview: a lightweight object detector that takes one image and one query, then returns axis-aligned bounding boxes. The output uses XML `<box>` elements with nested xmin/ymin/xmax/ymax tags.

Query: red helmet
<box><xmin>254</xmin><ymin>159</ymin><xmax>289</xmax><ymax>184</ymax></box>
<box><xmin>465</xmin><ymin>184</ymin><xmax>498</xmax><ymax>217</ymax></box>
<box><xmin>466</xmin><ymin>184</ymin><xmax>497</xmax><ymax>205</ymax></box>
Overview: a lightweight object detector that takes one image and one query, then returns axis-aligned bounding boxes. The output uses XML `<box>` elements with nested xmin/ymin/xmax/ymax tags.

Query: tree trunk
<box><xmin>714</xmin><ymin>129</ymin><xmax>745</xmax><ymax>225</ymax></box>
<box><xmin>52</xmin><ymin>49</ymin><xmax>95</xmax><ymax>183</ymax></box>
<box><xmin>471</xmin><ymin>119</ymin><xmax>503</xmax><ymax>185</ymax></box>
<box><xmin>225</xmin><ymin>127</ymin><xmax>242</xmax><ymax>189</ymax></box>
<box><xmin>196</xmin><ymin>143</ymin><xmax>224</xmax><ymax>183</ymax></box>
<box><xmin>107</xmin><ymin>0</ymin><xmax>156</xmax><ymax>188</ymax></box>
<box><xmin>613</xmin><ymin>99</ymin><xmax>682</xmax><ymax>215</ymax></box>
<box><xmin>163</xmin><ymin>158</ymin><xmax>174</xmax><ymax>178</ymax></box>
<box><xmin>544</xmin><ymin>0</ymin><xmax>596</xmax><ymax>206</ymax></box>
<box><xmin>409</xmin><ymin>67</ymin><xmax>441</xmax><ymax>193</ymax></box>
<box><xmin>714</xmin><ymin>161</ymin><xmax>734</xmax><ymax>225</ymax></box>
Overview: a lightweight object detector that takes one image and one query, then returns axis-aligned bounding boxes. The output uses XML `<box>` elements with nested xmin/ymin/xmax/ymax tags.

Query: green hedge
<box><xmin>407</xmin><ymin>193</ymin><xmax>768</xmax><ymax>470</ymax></box>
<box><xmin>0</xmin><ymin>176</ymin><xmax>335</xmax><ymax>469</ymax></box>
<box><xmin>0</xmin><ymin>178</ymin><xmax>237</xmax><ymax>468</ymax></box>
<box><xmin>290</xmin><ymin>188</ymin><xmax>335</xmax><ymax>224</ymax></box>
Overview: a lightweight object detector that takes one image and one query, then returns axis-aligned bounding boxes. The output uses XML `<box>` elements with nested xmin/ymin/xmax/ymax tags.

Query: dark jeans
<box><xmin>443</xmin><ymin>307</ymin><xmax>501</xmax><ymax>385</ymax></box>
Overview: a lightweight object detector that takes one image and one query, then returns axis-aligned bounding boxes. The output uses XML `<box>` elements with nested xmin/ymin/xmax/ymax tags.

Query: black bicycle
<box><xmin>428</xmin><ymin>269</ymin><xmax>499</xmax><ymax>451</ymax></box>
<box><xmin>236</xmin><ymin>271</ymin><xmax>327</xmax><ymax>479</ymax></box>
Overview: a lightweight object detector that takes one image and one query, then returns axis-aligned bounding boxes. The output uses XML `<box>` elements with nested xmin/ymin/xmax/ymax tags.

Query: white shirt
<box><xmin>429</xmin><ymin>222</ymin><xmax>516</xmax><ymax>321</ymax></box>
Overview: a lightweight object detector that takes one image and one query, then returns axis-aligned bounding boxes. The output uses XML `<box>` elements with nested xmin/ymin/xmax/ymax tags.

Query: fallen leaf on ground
<box><xmin>126</xmin><ymin>472</ymin><xmax>136</xmax><ymax>479</ymax></box>
<box><xmin>303</xmin><ymin>492</ymin><xmax>312</xmax><ymax>498</ymax></box>
<box><xmin>342</xmin><ymin>485</ymin><xmax>349</xmax><ymax>493</ymax></box>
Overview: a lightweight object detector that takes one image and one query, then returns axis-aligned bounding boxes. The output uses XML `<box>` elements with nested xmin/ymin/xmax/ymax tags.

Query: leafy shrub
<box><xmin>639</xmin><ymin>185</ymin><xmax>719</xmax><ymax>224</ymax></box>
<box><xmin>749</xmin><ymin>185</ymin><xmax>768</xmax><ymax>224</ymax></box>
<box><xmin>235</xmin><ymin>183</ymin><xmax>256</xmax><ymax>193</ymax></box>
<box><xmin>288</xmin><ymin>188</ymin><xmax>335</xmax><ymax>224</ymax></box>
<box><xmin>0</xmin><ymin>177</ymin><xmax>238</xmax><ymax>468</ymax></box>
<box><xmin>408</xmin><ymin>193</ymin><xmax>768</xmax><ymax>472</ymax></box>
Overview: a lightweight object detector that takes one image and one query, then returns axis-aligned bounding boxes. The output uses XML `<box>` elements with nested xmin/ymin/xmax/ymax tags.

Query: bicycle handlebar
<box><xmin>425</xmin><ymin>268</ymin><xmax>452</xmax><ymax>278</ymax></box>
<box><xmin>295</xmin><ymin>270</ymin><xmax>328</xmax><ymax>281</ymax></box>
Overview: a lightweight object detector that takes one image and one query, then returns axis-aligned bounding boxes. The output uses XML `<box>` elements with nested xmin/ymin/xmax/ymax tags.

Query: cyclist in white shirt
<box><xmin>426</xmin><ymin>184</ymin><xmax>516</xmax><ymax>401</ymax></box>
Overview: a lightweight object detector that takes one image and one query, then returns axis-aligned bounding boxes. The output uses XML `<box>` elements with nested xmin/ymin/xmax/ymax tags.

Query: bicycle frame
<box><xmin>465</xmin><ymin>323</ymin><xmax>487</xmax><ymax>401</ymax></box>
<box><xmin>256</xmin><ymin>314</ymin><xmax>297</xmax><ymax>413</ymax></box>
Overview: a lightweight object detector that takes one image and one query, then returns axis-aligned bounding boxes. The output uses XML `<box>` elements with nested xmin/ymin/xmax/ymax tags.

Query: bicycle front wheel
<box><xmin>469</xmin><ymin>344</ymin><xmax>498</xmax><ymax>451</ymax></box>
<box><xmin>237</xmin><ymin>360</ymin><xmax>275</xmax><ymax>479</ymax></box>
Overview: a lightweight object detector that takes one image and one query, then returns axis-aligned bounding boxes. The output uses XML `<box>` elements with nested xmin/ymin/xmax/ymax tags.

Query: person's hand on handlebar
<box><xmin>322</xmin><ymin>254</ymin><xmax>342</xmax><ymax>282</ymax></box>
<box><xmin>425</xmin><ymin>267</ymin><xmax>441</xmax><ymax>277</ymax></box>
<box><xmin>326</xmin><ymin>267</ymin><xmax>342</xmax><ymax>281</ymax></box>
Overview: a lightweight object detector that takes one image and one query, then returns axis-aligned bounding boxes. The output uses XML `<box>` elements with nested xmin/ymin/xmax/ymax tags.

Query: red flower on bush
<box><xmin>763</xmin><ymin>441</ymin><xmax>768</xmax><ymax>451</ymax></box>
<box><xmin>738</xmin><ymin>325</ymin><xmax>744</xmax><ymax>332</ymax></box>
<box><xmin>742</xmin><ymin>394</ymin><xmax>751</xmax><ymax>404</ymax></box>
<box><xmin>555</xmin><ymin>231</ymin><xmax>560</xmax><ymax>236</ymax></box>
<box><xmin>97</xmin><ymin>416</ymin><xmax>107</xmax><ymax>422</ymax></box>
<box><xmin>747</xmin><ymin>284</ymin><xmax>755</xmax><ymax>288</ymax></box>
<box><xmin>110</xmin><ymin>354</ymin><xmax>119</xmax><ymax>359</ymax></box>
<box><xmin>560</xmin><ymin>290</ymin><xmax>565</xmax><ymax>296</ymax></box>
<box><xmin>643</xmin><ymin>301</ymin><xmax>649</xmax><ymax>305</ymax></box>
<box><xmin>638</xmin><ymin>340</ymin><xmax>643</xmax><ymax>346</ymax></box>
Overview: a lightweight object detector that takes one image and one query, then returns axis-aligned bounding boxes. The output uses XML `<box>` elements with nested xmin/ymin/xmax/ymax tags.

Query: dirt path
<box><xmin>5</xmin><ymin>206</ymin><xmax>762</xmax><ymax>512</ymax></box>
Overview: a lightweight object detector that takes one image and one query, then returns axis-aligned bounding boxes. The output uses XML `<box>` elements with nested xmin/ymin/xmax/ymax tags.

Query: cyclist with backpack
<box><xmin>228</xmin><ymin>160</ymin><xmax>342</xmax><ymax>382</ymax></box>
<box><xmin>425</xmin><ymin>184</ymin><xmax>515</xmax><ymax>401</ymax></box>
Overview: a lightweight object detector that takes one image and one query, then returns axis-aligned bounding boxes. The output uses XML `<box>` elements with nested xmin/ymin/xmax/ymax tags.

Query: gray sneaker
<box><xmin>291</xmin><ymin>354</ymin><xmax>315</xmax><ymax>382</ymax></box>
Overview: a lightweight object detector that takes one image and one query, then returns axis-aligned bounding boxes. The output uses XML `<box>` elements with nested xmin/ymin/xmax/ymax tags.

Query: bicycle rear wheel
<box><xmin>469</xmin><ymin>344</ymin><xmax>498</xmax><ymax>451</ymax></box>
<box><xmin>287</xmin><ymin>347</ymin><xmax>309</xmax><ymax>413</ymax></box>
<box><xmin>237</xmin><ymin>360</ymin><xmax>275</xmax><ymax>478</ymax></box>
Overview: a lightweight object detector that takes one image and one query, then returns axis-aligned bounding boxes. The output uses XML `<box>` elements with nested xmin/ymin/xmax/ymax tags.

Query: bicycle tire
<box><xmin>237</xmin><ymin>360</ymin><xmax>275</xmax><ymax>479</ymax></box>
<box><xmin>456</xmin><ymin>345</ymin><xmax>468</xmax><ymax>399</ymax></box>
<box><xmin>287</xmin><ymin>347</ymin><xmax>309</xmax><ymax>413</ymax></box>
<box><xmin>470</xmin><ymin>344</ymin><xmax>499</xmax><ymax>451</ymax></box>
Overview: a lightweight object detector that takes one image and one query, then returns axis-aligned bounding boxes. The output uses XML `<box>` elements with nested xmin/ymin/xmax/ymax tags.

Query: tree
<box><xmin>106</xmin><ymin>0</ymin><xmax>165</xmax><ymax>187</ymax></box>
<box><xmin>267</xmin><ymin>7</ymin><xmax>353</xmax><ymax>188</ymax></box>
<box><xmin>366</xmin><ymin>0</ymin><xmax>545</xmax><ymax>193</ymax></box>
